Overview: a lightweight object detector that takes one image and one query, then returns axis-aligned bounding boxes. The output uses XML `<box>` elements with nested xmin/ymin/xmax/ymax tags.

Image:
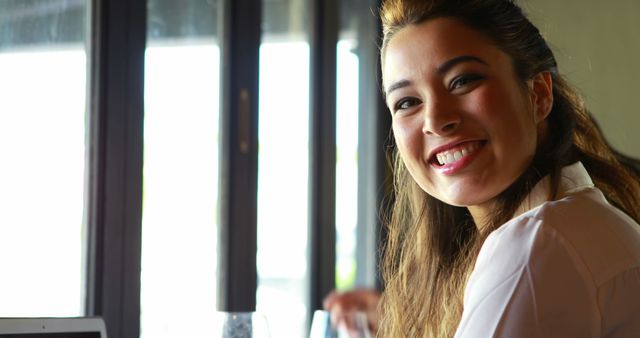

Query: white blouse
<box><xmin>454</xmin><ymin>162</ymin><xmax>640</xmax><ymax>338</ymax></box>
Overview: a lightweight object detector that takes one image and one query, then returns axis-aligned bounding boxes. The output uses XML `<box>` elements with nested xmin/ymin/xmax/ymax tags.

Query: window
<box><xmin>140</xmin><ymin>1</ymin><xmax>221</xmax><ymax>337</ymax></box>
<box><xmin>336</xmin><ymin>0</ymin><xmax>382</xmax><ymax>291</ymax></box>
<box><xmin>0</xmin><ymin>0</ymin><xmax>90</xmax><ymax>317</ymax></box>
<box><xmin>335</xmin><ymin>28</ymin><xmax>360</xmax><ymax>291</ymax></box>
<box><xmin>256</xmin><ymin>1</ymin><xmax>310</xmax><ymax>337</ymax></box>
<box><xmin>0</xmin><ymin>1</ymin><xmax>385</xmax><ymax>337</ymax></box>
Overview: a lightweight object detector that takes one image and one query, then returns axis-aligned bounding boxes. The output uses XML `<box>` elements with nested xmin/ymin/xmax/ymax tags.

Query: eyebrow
<box><xmin>384</xmin><ymin>55</ymin><xmax>489</xmax><ymax>98</ymax></box>
<box><xmin>437</xmin><ymin>55</ymin><xmax>489</xmax><ymax>75</ymax></box>
<box><xmin>384</xmin><ymin>80</ymin><xmax>411</xmax><ymax>99</ymax></box>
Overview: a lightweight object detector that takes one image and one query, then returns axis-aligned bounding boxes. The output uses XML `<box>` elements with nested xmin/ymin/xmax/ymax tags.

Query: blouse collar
<box><xmin>515</xmin><ymin>161</ymin><xmax>594</xmax><ymax>217</ymax></box>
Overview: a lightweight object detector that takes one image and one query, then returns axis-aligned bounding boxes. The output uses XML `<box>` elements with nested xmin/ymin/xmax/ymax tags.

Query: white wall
<box><xmin>525</xmin><ymin>0</ymin><xmax>640</xmax><ymax>157</ymax></box>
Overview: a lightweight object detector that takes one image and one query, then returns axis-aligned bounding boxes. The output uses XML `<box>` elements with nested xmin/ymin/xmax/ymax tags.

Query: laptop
<box><xmin>0</xmin><ymin>317</ymin><xmax>107</xmax><ymax>338</ymax></box>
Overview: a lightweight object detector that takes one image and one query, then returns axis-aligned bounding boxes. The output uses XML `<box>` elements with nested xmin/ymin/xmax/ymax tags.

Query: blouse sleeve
<box><xmin>454</xmin><ymin>216</ymin><xmax>601</xmax><ymax>338</ymax></box>
<box><xmin>597</xmin><ymin>267</ymin><xmax>640</xmax><ymax>337</ymax></box>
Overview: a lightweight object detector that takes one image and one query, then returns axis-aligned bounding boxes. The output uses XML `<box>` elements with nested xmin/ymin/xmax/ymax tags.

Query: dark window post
<box><xmin>217</xmin><ymin>0</ymin><xmax>261</xmax><ymax>312</ymax></box>
<box><xmin>85</xmin><ymin>1</ymin><xmax>146</xmax><ymax>338</ymax></box>
<box><xmin>308</xmin><ymin>0</ymin><xmax>338</xmax><ymax>316</ymax></box>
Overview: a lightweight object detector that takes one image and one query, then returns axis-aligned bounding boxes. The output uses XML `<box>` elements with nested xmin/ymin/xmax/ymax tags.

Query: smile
<box><xmin>432</xmin><ymin>141</ymin><xmax>484</xmax><ymax>166</ymax></box>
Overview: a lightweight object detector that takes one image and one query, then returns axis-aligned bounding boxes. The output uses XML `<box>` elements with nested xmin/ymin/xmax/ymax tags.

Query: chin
<box><xmin>441</xmin><ymin>193</ymin><xmax>494</xmax><ymax>208</ymax></box>
<box><xmin>442</xmin><ymin>198</ymin><xmax>478</xmax><ymax>208</ymax></box>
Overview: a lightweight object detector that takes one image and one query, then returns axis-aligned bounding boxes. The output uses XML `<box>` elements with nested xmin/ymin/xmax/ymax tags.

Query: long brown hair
<box><xmin>378</xmin><ymin>0</ymin><xmax>640</xmax><ymax>337</ymax></box>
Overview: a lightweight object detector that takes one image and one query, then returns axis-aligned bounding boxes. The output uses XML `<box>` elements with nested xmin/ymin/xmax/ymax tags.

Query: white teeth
<box><xmin>453</xmin><ymin>151</ymin><xmax>462</xmax><ymax>161</ymax></box>
<box><xmin>446</xmin><ymin>153</ymin><xmax>454</xmax><ymax>163</ymax></box>
<box><xmin>434</xmin><ymin>142</ymin><xmax>482</xmax><ymax>166</ymax></box>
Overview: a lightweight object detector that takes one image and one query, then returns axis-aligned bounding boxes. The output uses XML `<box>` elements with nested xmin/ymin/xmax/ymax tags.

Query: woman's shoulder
<box><xmin>497</xmin><ymin>186</ymin><xmax>640</xmax><ymax>286</ymax></box>
<box><xmin>464</xmin><ymin>187</ymin><xmax>640</xmax><ymax>337</ymax></box>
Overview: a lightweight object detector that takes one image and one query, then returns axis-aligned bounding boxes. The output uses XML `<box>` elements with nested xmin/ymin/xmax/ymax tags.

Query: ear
<box><xmin>528</xmin><ymin>71</ymin><xmax>553</xmax><ymax>123</ymax></box>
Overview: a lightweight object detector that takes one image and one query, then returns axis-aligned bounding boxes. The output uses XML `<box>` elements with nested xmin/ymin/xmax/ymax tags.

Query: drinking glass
<box><xmin>212</xmin><ymin>312</ymin><xmax>270</xmax><ymax>338</ymax></box>
<box><xmin>309</xmin><ymin>310</ymin><xmax>372</xmax><ymax>338</ymax></box>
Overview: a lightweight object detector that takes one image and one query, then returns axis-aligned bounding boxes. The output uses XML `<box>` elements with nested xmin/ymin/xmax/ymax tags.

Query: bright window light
<box><xmin>0</xmin><ymin>47</ymin><xmax>86</xmax><ymax>317</ymax></box>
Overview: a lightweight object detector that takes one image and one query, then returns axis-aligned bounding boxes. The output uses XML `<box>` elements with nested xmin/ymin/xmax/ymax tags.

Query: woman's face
<box><xmin>383</xmin><ymin>17</ymin><xmax>552</xmax><ymax>216</ymax></box>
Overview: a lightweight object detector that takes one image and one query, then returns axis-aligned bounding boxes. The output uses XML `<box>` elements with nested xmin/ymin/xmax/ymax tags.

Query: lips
<box><xmin>429</xmin><ymin>140</ymin><xmax>486</xmax><ymax>167</ymax></box>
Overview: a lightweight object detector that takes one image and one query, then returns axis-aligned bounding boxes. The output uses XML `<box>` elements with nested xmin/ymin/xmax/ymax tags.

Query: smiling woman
<box><xmin>325</xmin><ymin>0</ymin><xmax>640</xmax><ymax>337</ymax></box>
<box><xmin>376</xmin><ymin>0</ymin><xmax>640</xmax><ymax>337</ymax></box>
<box><xmin>383</xmin><ymin>18</ymin><xmax>551</xmax><ymax>220</ymax></box>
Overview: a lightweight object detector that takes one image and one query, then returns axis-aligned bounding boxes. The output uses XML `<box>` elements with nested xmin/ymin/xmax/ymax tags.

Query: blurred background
<box><xmin>0</xmin><ymin>1</ymin><xmax>637</xmax><ymax>338</ymax></box>
<box><xmin>525</xmin><ymin>0</ymin><xmax>640</xmax><ymax>158</ymax></box>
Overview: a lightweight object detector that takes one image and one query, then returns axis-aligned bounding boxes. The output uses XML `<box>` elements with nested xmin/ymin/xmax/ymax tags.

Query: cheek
<box><xmin>470</xmin><ymin>85</ymin><xmax>516</xmax><ymax>116</ymax></box>
<box><xmin>392</xmin><ymin>119</ymin><xmax>422</xmax><ymax>155</ymax></box>
<box><xmin>479</xmin><ymin>88</ymin><xmax>539</xmax><ymax>158</ymax></box>
<box><xmin>474</xmin><ymin>85</ymin><xmax>535</xmax><ymax>130</ymax></box>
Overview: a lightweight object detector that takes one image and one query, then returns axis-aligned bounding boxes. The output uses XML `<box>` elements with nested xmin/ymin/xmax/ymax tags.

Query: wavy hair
<box><xmin>377</xmin><ymin>0</ymin><xmax>640</xmax><ymax>337</ymax></box>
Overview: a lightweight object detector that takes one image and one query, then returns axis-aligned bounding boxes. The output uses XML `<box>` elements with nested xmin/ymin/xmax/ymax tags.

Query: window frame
<box><xmin>81</xmin><ymin>0</ymin><xmax>388</xmax><ymax>337</ymax></box>
<box><xmin>217</xmin><ymin>0</ymin><xmax>261</xmax><ymax>312</ymax></box>
<box><xmin>85</xmin><ymin>1</ymin><xmax>146</xmax><ymax>338</ymax></box>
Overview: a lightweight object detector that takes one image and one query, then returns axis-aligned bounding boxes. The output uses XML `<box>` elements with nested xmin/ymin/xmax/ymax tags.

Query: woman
<box><xmin>324</xmin><ymin>0</ymin><xmax>640</xmax><ymax>337</ymax></box>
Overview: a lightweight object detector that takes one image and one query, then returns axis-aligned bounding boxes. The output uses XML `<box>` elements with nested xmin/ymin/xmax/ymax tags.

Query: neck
<box><xmin>467</xmin><ymin>202</ymin><xmax>494</xmax><ymax>232</ymax></box>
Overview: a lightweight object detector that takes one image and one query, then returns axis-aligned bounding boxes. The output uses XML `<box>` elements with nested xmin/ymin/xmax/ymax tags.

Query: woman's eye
<box><xmin>394</xmin><ymin>97</ymin><xmax>421</xmax><ymax>112</ymax></box>
<box><xmin>449</xmin><ymin>74</ymin><xmax>484</xmax><ymax>91</ymax></box>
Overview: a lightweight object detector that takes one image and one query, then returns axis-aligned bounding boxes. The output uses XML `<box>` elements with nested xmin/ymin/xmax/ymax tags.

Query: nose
<box><xmin>421</xmin><ymin>99</ymin><xmax>461</xmax><ymax>136</ymax></box>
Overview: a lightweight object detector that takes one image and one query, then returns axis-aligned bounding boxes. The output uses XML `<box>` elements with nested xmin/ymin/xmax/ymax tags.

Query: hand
<box><xmin>323</xmin><ymin>288</ymin><xmax>381</xmax><ymax>334</ymax></box>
